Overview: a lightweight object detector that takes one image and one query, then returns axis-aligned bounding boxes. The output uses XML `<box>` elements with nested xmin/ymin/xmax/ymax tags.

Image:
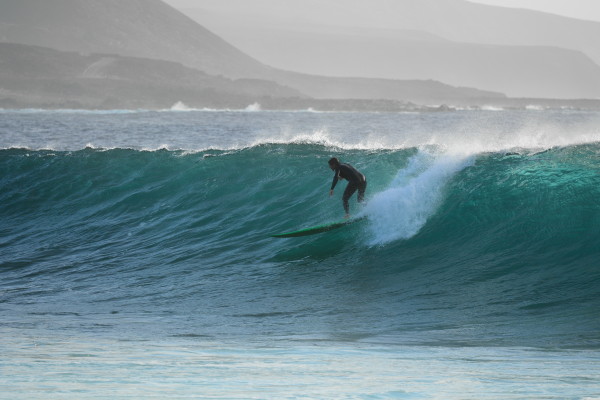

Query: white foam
<box><xmin>169</xmin><ymin>101</ymin><xmax>194</xmax><ymax>111</ymax></box>
<box><xmin>245</xmin><ymin>102</ymin><xmax>262</xmax><ymax>112</ymax></box>
<box><xmin>525</xmin><ymin>105</ymin><xmax>545</xmax><ymax>111</ymax></box>
<box><xmin>2</xmin><ymin>108</ymin><xmax>599</xmax><ymax>157</ymax></box>
<box><xmin>480</xmin><ymin>105</ymin><xmax>504</xmax><ymax>111</ymax></box>
<box><xmin>364</xmin><ymin>149</ymin><xmax>474</xmax><ymax>245</ymax></box>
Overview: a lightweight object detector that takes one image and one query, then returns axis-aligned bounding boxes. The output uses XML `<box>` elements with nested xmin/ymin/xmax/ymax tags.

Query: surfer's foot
<box><xmin>344</xmin><ymin>214</ymin><xmax>350</xmax><ymax>219</ymax></box>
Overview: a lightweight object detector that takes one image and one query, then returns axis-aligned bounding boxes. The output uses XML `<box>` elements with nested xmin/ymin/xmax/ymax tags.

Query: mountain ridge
<box><xmin>171</xmin><ymin>0</ymin><xmax>600</xmax><ymax>98</ymax></box>
<box><xmin>0</xmin><ymin>0</ymin><xmax>509</xmax><ymax>109</ymax></box>
<box><xmin>1</xmin><ymin>42</ymin><xmax>505</xmax><ymax>110</ymax></box>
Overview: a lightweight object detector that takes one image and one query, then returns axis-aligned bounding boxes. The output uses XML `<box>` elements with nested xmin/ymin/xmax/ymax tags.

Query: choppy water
<box><xmin>1</xmin><ymin>108</ymin><xmax>600</xmax><ymax>399</ymax></box>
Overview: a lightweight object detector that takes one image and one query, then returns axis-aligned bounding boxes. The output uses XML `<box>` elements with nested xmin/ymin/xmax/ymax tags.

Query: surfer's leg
<box><xmin>343</xmin><ymin>183</ymin><xmax>357</xmax><ymax>214</ymax></box>
<box><xmin>357</xmin><ymin>180</ymin><xmax>367</xmax><ymax>203</ymax></box>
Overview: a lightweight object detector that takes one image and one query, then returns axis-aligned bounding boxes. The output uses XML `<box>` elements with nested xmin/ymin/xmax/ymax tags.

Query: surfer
<box><xmin>328</xmin><ymin>157</ymin><xmax>367</xmax><ymax>218</ymax></box>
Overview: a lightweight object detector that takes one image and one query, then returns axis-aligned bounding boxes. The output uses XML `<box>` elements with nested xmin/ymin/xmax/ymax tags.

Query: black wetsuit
<box><xmin>331</xmin><ymin>163</ymin><xmax>367</xmax><ymax>214</ymax></box>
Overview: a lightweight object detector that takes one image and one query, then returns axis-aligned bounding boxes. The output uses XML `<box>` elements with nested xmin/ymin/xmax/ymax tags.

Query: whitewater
<box><xmin>1</xmin><ymin>107</ymin><xmax>600</xmax><ymax>399</ymax></box>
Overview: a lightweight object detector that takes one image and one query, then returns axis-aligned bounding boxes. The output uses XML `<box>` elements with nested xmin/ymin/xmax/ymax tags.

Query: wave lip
<box><xmin>2</xmin><ymin>108</ymin><xmax>600</xmax><ymax>154</ymax></box>
<box><xmin>364</xmin><ymin>149</ymin><xmax>475</xmax><ymax>245</ymax></box>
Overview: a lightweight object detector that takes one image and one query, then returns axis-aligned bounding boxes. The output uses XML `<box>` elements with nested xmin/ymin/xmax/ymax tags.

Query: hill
<box><xmin>0</xmin><ymin>0</ymin><xmax>504</xmax><ymax>107</ymax></box>
<box><xmin>2</xmin><ymin>43</ymin><xmax>506</xmax><ymax>110</ymax></box>
<box><xmin>0</xmin><ymin>0</ymin><xmax>270</xmax><ymax>79</ymax></box>
<box><xmin>172</xmin><ymin>0</ymin><xmax>600</xmax><ymax>99</ymax></box>
<box><xmin>0</xmin><ymin>43</ymin><xmax>305</xmax><ymax>109</ymax></box>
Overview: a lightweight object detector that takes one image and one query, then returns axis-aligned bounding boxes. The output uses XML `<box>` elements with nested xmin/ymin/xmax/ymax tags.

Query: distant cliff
<box><xmin>0</xmin><ymin>43</ymin><xmax>304</xmax><ymax>109</ymax></box>
<box><xmin>0</xmin><ymin>42</ymin><xmax>509</xmax><ymax>110</ymax></box>
<box><xmin>0</xmin><ymin>0</ymin><xmax>505</xmax><ymax>108</ymax></box>
<box><xmin>176</xmin><ymin>0</ymin><xmax>600</xmax><ymax>99</ymax></box>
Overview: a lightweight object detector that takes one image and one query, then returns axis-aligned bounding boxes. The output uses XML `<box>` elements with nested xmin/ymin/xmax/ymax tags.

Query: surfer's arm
<box><xmin>330</xmin><ymin>172</ymin><xmax>339</xmax><ymax>191</ymax></box>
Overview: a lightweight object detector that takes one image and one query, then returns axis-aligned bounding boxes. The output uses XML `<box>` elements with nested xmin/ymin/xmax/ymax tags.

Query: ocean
<box><xmin>1</xmin><ymin>106</ymin><xmax>600</xmax><ymax>399</ymax></box>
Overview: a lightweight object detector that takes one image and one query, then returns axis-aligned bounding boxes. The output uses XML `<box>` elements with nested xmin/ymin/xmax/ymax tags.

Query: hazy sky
<box><xmin>165</xmin><ymin>0</ymin><xmax>600</xmax><ymax>23</ymax></box>
<box><xmin>468</xmin><ymin>0</ymin><xmax>600</xmax><ymax>21</ymax></box>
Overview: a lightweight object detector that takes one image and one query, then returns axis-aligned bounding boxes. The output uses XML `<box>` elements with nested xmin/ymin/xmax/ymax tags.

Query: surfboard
<box><xmin>271</xmin><ymin>216</ymin><xmax>366</xmax><ymax>238</ymax></box>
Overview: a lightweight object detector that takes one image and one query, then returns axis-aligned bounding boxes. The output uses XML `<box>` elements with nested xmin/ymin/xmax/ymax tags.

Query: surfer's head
<box><xmin>328</xmin><ymin>157</ymin><xmax>340</xmax><ymax>170</ymax></box>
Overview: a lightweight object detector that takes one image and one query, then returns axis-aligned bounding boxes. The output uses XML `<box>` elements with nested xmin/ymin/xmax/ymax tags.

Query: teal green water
<box><xmin>1</xmin><ymin>109</ymin><xmax>600</xmax><ymax>398</ymax></box>
<box><xmin>2</xmin><ymin>142</ymin><xmax>599</xmax><ymax>347</ymax></box>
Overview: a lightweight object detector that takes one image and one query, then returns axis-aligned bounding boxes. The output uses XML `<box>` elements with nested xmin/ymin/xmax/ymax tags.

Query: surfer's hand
<box><xmin>329</xmin><ymin>190</ymin><xmax>334</xmax><ymax>197</ymax></box>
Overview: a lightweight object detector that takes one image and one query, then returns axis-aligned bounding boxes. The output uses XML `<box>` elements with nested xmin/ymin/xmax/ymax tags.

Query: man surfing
<box><xmin>328</xmin><ymin>157</ymin><xmax>367</xmax><ymax>219</ymax></box>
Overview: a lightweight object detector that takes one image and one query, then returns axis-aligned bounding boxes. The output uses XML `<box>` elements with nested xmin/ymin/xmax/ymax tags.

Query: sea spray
<box><xmin>364</xmin><ymin>148</ymin><xmax>474</xmax><ymax>245</ymax></box>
